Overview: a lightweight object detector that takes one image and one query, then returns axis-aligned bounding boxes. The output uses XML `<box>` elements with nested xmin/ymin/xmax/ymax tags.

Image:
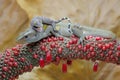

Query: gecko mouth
<box><xmin>33</xmin><ymin>26</ymin><xmax>43</xmax><ymax>32</ymax></box>
<box><xmin>16</xmin><ymin>38</ymin><xmax>26</xmax><ymax>44</ymax></box>
<box><xmin>39</xmin><ymin>27</ymin><xmax>43</xmax><ymax>32</ymax></box>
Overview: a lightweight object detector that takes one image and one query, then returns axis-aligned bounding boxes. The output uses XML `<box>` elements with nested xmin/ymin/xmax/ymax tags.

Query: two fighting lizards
<box><xmin>17</xmin><ymin>16</ymin><xmax>116</xmax><ymax>44</ymax></box>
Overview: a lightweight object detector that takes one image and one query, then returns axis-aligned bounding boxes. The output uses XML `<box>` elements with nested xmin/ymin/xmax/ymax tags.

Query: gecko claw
<box><xmin>77</xmin><ymin>38</ymin><xmax>84</xmax><ymax>47</ymax></box>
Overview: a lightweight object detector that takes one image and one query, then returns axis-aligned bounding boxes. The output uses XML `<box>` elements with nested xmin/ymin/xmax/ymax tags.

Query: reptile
<box><xmin>30</xmin><ymin>16</ymin><xmax>71</xmax><ymax>32</ymax></box>
<box><xmin>17</xmin><ymin>16</ymin><xmax>72</xmax><ymax>43</ymax></box>
<box><xmin>17</xmin><ymin>16</ymin><xmax>116</xmax><ymax>44</ymax></box>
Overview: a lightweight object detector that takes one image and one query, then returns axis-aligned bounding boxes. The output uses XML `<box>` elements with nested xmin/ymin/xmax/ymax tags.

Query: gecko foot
<box><xmin>77</xmin><ymin>38</ymin><xmax>84</xmax><ymax>47</ymax></box>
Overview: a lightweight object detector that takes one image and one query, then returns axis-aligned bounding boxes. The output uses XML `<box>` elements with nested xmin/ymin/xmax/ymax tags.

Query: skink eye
<box><xmin>33</xmin><ymin>26</ymin><xmax>39</xmax><ymax>28</ymax></box>
<box><xmin>24</xmin><ymin>36</ymin><xmax>28</xmax><ymax>38</ymax></box>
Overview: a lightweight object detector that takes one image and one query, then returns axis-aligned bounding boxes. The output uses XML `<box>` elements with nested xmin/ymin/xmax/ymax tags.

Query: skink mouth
<box><xmin>33</xmin><ymin>27</ymin><xmax>43</xmax><ymax>32</ymax></box>
<box><xmin>16</xmin><ymin>38</ymin><xmax>26</xmax><ymax>44</ymax></box>
<box><xmin>16</xmin><ymin>35</ymin><xmax>27</xmax><ymax>44</ymax></box>
<box><xmin>16</xmin><ymin>36</ymin><xmax>22</xmax><ymax>41</ymax></box>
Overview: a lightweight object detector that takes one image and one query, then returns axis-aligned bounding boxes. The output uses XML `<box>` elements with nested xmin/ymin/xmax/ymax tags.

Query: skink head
<box><xmin>30</xmin><ymin>16</ymin><xmax>43</xmax><ymax>32</ymax></box>
<box><xmin>17</xmin><ymin>28</ymin><xmax>37</xmax><ymax>43</ymax></box>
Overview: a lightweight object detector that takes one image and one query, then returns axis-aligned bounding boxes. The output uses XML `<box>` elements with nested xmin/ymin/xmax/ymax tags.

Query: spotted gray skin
<box><xmin>30</xmin><ymin>16</ymin><xmax>71</xmax><ymax>32</ymax></box>
<box><xmin>71</xmin><ymin>24</ymin><xmax>116</xmax><ymax>43</ymax></box>
<box><xmin>17</xmin><ymin>16</ymin><xmax>116</xmax><ymax>44</ymax></box>
<box><xmin>17</xmin><ymin>28</ymin><xmax>38</xmax><ymax>43</ymax></box>
<box><xmin>17</xmin><ymin>16</ymin><xmax>72</xmax><ymax>43</ymax></box>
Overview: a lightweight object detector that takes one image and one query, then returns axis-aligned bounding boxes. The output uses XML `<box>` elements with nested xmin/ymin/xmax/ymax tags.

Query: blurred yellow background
<box><xmin>0</xmin><ymin>0</ymin><xmax>120</xmax><ymax>80</ymax></box>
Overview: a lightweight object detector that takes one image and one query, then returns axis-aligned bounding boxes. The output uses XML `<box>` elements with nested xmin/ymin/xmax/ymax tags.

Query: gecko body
<box><xmin>17</xmin><ymin>16</ymin><xmax>116</xmax><ymax>44</ymax></box>
<box><xmin>17</xmin><ymin>16</ymin><xmax>71</xmax><ymax>43</ymax></box>
<box><xmin>30</xmin><ymin>16</ymin><xmax>71</xmax><ymax>32</ymax></box>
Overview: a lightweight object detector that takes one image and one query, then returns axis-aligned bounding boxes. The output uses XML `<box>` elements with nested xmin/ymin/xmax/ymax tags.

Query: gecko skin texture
<box><xmin>0</xmin><ymin>35</ymin><xmax>120</xmax><ymax>80</ymax></box>
<box><xmin>17</xmin><ymin>16</ymin><xmax>116</xmax><ymax>44</ymax></box>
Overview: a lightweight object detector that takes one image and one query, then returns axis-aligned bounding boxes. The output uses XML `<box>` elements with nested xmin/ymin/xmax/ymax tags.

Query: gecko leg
<box><xmin>72</xmin><ymin>27</ymin><xmax>115</xmax><ymax>47</ymax></box>
<box><xmin>53</xmin><ymin>17</ymin><xmax>71</xmax><ymax>31</ymax></box>
<box><xmin>71</xmin><ymin>27</ymin><xmax>85</xmax><ymax>46</ymax></box>
<box><xmin>27</xmin><ymin>26</ymin><xmax>54</xmax><ymax>43</ymax></box>
<box><xmin>44</xmin><ymin>25</ymin><xmax>70</xmax><ymax>40</ymax></box>
<box><xmin>56</xmin><ymin>17</ymin><xmax>71</xmax><ymax>23</ymax></box>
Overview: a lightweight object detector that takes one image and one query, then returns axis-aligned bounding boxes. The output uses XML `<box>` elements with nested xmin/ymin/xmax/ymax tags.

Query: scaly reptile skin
<box><xmin>0</xmin><ymin>35</ymin><xmax>120</xmax><ymax>80</ymax></box>
<box><xmin>17</xmin><ymin>16</ymin><xmax>116</xmax><ymax>44</ymax></box>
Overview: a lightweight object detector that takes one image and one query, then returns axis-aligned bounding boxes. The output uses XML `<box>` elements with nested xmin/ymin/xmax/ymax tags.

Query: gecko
<box><xmin>30</xmin><ymin>16</ymin><xmax>71</xmax><ymax>32</ymax></box>
<box><xmin>17</xmin><ymin>16</ymin><xmax>71</xmax><ymax>43</ymax></box>
<box><xmin>17</xmin><ymin>16</ymin><xmax>116</xmax><ymax>44</ymax></box>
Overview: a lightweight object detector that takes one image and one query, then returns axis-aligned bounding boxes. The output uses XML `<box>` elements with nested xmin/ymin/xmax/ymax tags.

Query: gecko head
<box><xmin>16</xmin><ymin>28</ymin><xmax>37</xmax><ymax>44</ymax></box>
<box><xmin>30</xmin><ymin>16</ymin><xmax>43</xmax><ymax>32</ymax></box>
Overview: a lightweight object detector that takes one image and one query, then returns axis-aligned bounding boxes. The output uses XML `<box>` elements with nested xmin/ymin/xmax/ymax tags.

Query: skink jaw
<box><xmin>16</xmin><ymin>28</ymin><xmax>36</xmax><ymax>44</ymax></box>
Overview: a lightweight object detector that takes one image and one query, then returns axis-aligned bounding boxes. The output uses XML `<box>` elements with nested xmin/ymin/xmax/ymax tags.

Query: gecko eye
<box><xmin>24</xmin><ymin>35</ymin><xmax>28</xmax><ymax>38</ymax></box>
<box><xmin>33</xmin><ymin>26</ymin><xmax>39</xmax><ymax>28</ymax></box>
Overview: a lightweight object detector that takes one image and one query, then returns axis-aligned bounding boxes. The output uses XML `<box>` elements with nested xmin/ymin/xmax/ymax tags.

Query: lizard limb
<box><xmin>31</xmin><ymin>16</ymin><xmax>57</xmax><ymax>32</ymax></box>
<box><xmin>72</xmin><ymin>24</ymin><xmax>116</xmax><ymax>45</ymax></box>
<box><xmin>31</xmin><ymin>16</ymin><xmax>71</xmax><ymax>32</ymax></box>
<box><xmin>42</xmin><ymin>25</ymin><xmax>70</xmax><ymax>40</ymax></box>
<box><xmin>55</xmin><ymin>17</ymin><xmax>71</xmax><ymax>23</ymax></box>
